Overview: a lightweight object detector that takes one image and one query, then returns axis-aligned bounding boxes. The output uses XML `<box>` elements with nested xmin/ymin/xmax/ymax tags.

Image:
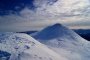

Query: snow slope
<box><xmin>0</xmin><ymin>32</ymin><xmax>67</xmax><ymax>60</ymax></box>
<box><xmin>32</xmin><ymin>23</ymin><xmax>90</xmax><ymax>60</ymax></box>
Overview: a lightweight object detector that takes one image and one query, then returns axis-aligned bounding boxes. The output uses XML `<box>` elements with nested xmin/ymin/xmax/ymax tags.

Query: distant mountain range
<box><xmin>18</xmin><ymin>31</ymin><xmax>37</xmax><ymax>35</ymax></box>
<box><xmin>19</xmin><ymin>28</ymin><xmax>90</xmax><ymax>41</ymax></box>
<box><xmin>73</xmin><ymin>29</ymin><xmax>90</xmax><ymax>41</ymax></box>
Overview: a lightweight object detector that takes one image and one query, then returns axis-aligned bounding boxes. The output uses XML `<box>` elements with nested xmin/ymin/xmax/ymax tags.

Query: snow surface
<box><xmin>0</xmin><ymin>32</ymin><xmax>67</xmax><ymax>60</ymax></box>
<box><xmin>32</xmin><ymin>23</ymin><xmax>90</xmax><ymax>60</ymax></box>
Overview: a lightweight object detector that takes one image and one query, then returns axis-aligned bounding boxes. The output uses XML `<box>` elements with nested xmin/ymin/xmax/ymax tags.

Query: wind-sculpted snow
<box><xmin>0</xmin><ymin>32</ymin><xmax>67</xmax><ymax>60</ymax></box>
<box><xmin>32</xmin><ymin>23</ymin><xmax>90</xmax><ymax>60</ymax></box>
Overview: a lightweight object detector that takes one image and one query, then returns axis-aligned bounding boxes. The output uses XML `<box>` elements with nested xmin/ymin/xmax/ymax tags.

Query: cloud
<box><xmin>0</xmin><ymin>0</ymin><xmax>90</xmax><ymax>31</ymax></box>
<box><xmin>34</xmin><ymin>0</ymin><xmax>89</xmax><ymax>16</ymax></box>
<box><xmin>20</xmin><ymin>0</ymin><xmax>90</xmax><ymax>21</ymax></box>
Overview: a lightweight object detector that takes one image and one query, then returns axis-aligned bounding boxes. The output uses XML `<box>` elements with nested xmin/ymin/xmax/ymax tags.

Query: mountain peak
<box><xmin>32</xmin><ymin>23</ymin><xmax>68</xmax><ymax>40</ymax></box>
<box><xmin>52</xmin><ymin>23</ymin><xmax>62</xmax><ymax>27</ymax></box>
<box><xmin>50</xmin><ymin>23</ymin><xmax>63</xmax><ymax>29</ymax></box>
<box><xmin>49</xmin><ymin>23</ymin><xmax>66</xmax><ymax>31</ymax></box>
<box><xmin>32</xmin><ymin>23</ymin><xmax>84</xmax><ymax>41</ymax></box>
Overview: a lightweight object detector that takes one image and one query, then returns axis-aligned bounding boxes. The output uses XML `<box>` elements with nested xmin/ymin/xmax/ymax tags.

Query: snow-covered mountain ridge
<box><xmin>0</xmin><ymin>32</ymin><xmax>67</xmax><ymax>60</ymax></box>
<box><xmin>32</xmin><ymin>23</ymin><xmax>90</xmax><ymax>60</ymax></box>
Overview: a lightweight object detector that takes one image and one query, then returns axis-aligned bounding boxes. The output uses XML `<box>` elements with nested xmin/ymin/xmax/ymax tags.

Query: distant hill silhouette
<box><xmin>18</xmin><ymin>31</ymin><xmax>37</xmax><ymax>35</ymax></box>
<box><xmin>73</xmin><ymin>29</ymin><xmax>90</xmax><ymax>41</ymax></box>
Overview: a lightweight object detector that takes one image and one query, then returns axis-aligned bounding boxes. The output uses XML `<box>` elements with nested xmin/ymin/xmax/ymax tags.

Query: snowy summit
<box><xmin>32</xmin><ymin>23</ymin><xmax>90</xmax><ymax>60</ymax></box>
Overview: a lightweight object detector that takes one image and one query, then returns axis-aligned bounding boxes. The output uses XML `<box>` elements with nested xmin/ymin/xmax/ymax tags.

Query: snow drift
<box><xmin>0</xmin><ymin>32</ymin><xmax>67</xmax><ymax>60</ymax></box>
<box><xmin>32</xmin><ymin>23</ymin><xmax>90</xmax><ymax>60</ymax></box>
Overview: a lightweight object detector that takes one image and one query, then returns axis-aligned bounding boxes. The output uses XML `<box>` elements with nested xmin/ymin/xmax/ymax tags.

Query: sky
<box><xmin>0</xmin><ymin>0</ymin><xmax>90</xmax><ymax>32</ymax></box>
